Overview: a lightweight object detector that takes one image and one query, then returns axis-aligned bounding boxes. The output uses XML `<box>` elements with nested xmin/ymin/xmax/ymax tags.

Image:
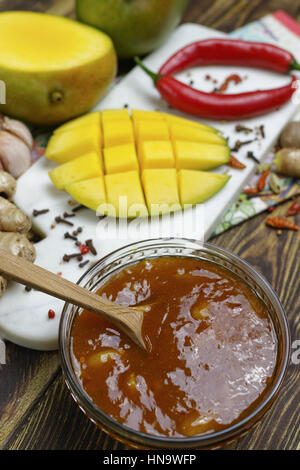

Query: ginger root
<box><xmin>0</xmin><ymin>169</ymin><xmax>35</xmax><ymax>297</ymax></box>
<box><xmin>0</xmin><ymin>196</ymin><xmax>32</xmax><ymax>234</ymax></box>
<box><xmin>0</xmin><ymin>232</ymin><xmax>36</xmax><ymax>261</ymax></box>
<box><xmin>0</xmin><ymin>232</ymin><xmax>36</xmax><ymax>297</ymax></box>
<box><xmin>0</xmin><ymin>170</ymin><xmax>16</xmax><ymax>200</ymax></box>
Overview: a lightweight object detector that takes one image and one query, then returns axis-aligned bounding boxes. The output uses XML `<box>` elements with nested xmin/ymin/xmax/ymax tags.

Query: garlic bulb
<box><xmin>0</xmin><ymin>115</ymin><xmax>33</xmax><ymax>149</ymax></box>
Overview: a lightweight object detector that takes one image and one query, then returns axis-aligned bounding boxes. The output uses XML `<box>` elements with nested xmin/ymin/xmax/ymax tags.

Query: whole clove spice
<box><xmin>33</xmin><ymin>208</ymin><xmax>49</xmax><ymax>217</ymax></box>
<box><xmin>231</xmin><ymin>139</ymin><xmax>257</xmax><ymax>152</ymax></box>
<box><xmin>79</xmin><ymin>260</ymin><xmax>90</xmax><ymax>269</ymax></box>
<box><xmin>72</xmin><ymin>204</ymin><xmax>85</xmax><ymax>213</ymax></box>
<box><xmin>246</xmin><ymin>151</ymin><xmax>260</xmax><ymax>164</ymax></box>
<box><xmin>63</xmin><ymin>252</ymin><xmax>83</xmax><ymax>262</ymax></box>
<box><xmin>64</xmin><ymin>232</ymin><xmax>77</xmax><ymax>241</ymax></box>
<box><xmin>85</xmin><ymin>239</ymin><xmax>97</xmax><ymax>255</ymax></box>
<box><xmin>235</xmin><ymin>124</ymin><xmax>253</xmax><ymax>134</ymax></box>
<box><xmin>55</xmin><ymin>216</ymin><xmax>74</xmax><ymax>227</ymax></box>
<box><xmin>63</xmin><ymin>211</ymin><xmax>76</xmax><ymax>218</ymax></box>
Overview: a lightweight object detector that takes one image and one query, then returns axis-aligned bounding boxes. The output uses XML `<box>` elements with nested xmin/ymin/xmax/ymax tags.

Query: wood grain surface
<box><xmin>0</xmin><ymin>0</ymin><xmax>299</xmax><ymax>451</ymax></box>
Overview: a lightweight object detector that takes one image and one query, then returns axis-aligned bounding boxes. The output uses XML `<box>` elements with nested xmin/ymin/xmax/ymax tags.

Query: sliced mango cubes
<box><xmin>46</xmin><ymin>108</ymin><xmax>231</xmax><ymax>218</ymax></box>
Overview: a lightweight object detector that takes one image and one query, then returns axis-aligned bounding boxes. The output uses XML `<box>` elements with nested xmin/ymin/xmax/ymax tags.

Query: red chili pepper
<box><xmin>134</xmin><ymin>57</ymin><xmax>297</xmax><ymax>120</ymax></box>
<box><xmin>266</xmin><ymin>216</ymin><xmax>300</xmax><ymax>231</ymax></box>
<box><xmin>243</xmin><ymin>187</ymin><xmax>259</xmax><ymax>195</ymax></box>
<box><xmin>257</xmin><ymin>170</ymin><xmax>270</xmax><ymax>192</ymax></box>
<box><xmin>228</xmin><ymin>154</ymin><xmax>246</xmax><ymax>169</ymax></box>
<box><xmin>286</xmin><ymin>201</ymin><xmax>300</xmax><ymax>216</ymax></box>
<box><xmin>158</xmin><ymin>39</ymin><xmax>300</xmax><ymax>75</ymax></box>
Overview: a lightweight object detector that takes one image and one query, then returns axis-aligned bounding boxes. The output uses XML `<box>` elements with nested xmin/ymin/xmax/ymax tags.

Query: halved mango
<box><xmin>46</xmin><ymin>123</ymin><xmax>102</xmax><ymax>163</ymax></box>
<box><xmin>54</xmin><ymin>111</ymin><xmax>101</xmax><ymax>135</ymax></box>
<box><xmin>174</xmin><ymin>141</ymin><xmax>230</xmax><ymax>170</ymax></box>
<box><xmin>142</xmin><ymin>169</ymin><xmax>181</xmax><ymax>216</ymax></box>
<box><xmin>105</xmin><ymin>171</ymin><xmax>148</xmax><ymax>218</ymax></box>
<box><xmin>46</xmin><ymin>108</ymin><xmax>231</xmax><ymax>218</ymax></box>
<box><xmin>65</xmin><ymin>176</ymin><xmax>106</xmax><ymax>212</ymax></box>
<box><xmin>0</xmin><ymin>11</ymin><xmax>117</xmax><ymax>125</ymax></box>
<box><xmin>178</xmin><ymin>170</ymin><xmax>230</xmax><ymax>206</ymax></box>
<box><xmin>104</xmin><ymin>144</ymin><xmax>139</xmax><ymax>174</ymax></box>
<box><xmin>103</xmin><ymin>120</ymin><xmax>135</xmax><ymax>147</ymax></box>
<box><xmin>138</xmin><ymin>140</ymin><xmax>175</xmax><ymax>169</ymax></box>
<box><xmin>49</xmin><ymin>151</ymin><xmax>103</xmax><ymax>190</ymax></box>
<box><xmin>169</xmin><ymin>124</ymin><xmax>226</xmax><ymax>146</ymax></box>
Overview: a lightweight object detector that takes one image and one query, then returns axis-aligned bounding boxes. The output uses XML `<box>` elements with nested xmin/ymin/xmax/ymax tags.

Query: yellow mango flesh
<box><xmin>65</xmin><ymin>177</ymin><xmax>106</xmax><ymax>212</ymax></box>
<box><xmin>103</xmin><ymin>120</ymin><xmax>135</xmax><ymax>148</ymax></box>
<box><xmin>178</xmin><ymin>170</ymin><xmax>231</xmax><ymax>206</ymax></box>
<box><xmin>54</xmin><ymin>111</ymin><xmax>101</xmax><ymax>135</ymax></box>
<box><xmin>174</xmin><ymin>141</ymin><xmax>230</xmax><ymax>170</ymax></box>
<box><xmin>49</xmin><ymin>152</ymin><xmax>103</xmax><ymax>190</ymax></box>
<box><xmin>46</xmin><ymin>123</ymin><xmax>102</xmax><ymax>163</ymax></box>
<box><xmin>104</xmin><ymin>144</ymin><xmax>139</xmax><ymax>174</ymax></box>
<box><xmin>136</xmin><ymin>120</ymin><xmax>170</xmax><ymax>142</ymax></box>
<box><xmin>105</xmin><ymin>171</ymin><xmax>148</xmax><ymax>218</ymax></box>
<box><xmin>46</xmin><ymin>109</ymin><xmax>231</xmax><ymax>218</ymax></box>
<box><xmin>162</xmin><ymin>113</ymin><xmax>218</xmax><ymax>133</ymax></box>
<box><xmin>170</xmin><ymin>124</ymin><xmax>226</xmax><ymax>146</ymax></box>
<box><xmin>142</xmin><ymin>169</ymin><xmax>181</xmax><ymax>216</ymax></box>
<box><xmin>0</xmin><ymin>12</ymin><xmax>117</xmax><ymax>125</ymax></box>
<box><xmin>138</xmin><ymin>140</ymin><xmax>175</xmax><ymax>169</ymax></box>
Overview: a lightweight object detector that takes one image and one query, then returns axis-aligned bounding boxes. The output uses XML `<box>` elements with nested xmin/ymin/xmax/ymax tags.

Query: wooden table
<box><xmin>0</xmin><ymin>0</ymin><xmax>299</xmax><ymax>451</ymax></box>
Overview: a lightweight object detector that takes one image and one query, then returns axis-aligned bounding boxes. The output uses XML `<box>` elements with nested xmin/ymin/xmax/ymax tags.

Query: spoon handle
<box><xmin>0</xmin><ymin>248</ymin><xmax>145</xmax><ymax>349</ymax></box>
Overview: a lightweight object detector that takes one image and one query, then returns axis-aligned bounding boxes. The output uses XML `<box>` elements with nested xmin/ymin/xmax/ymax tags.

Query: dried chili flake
<box><xmin>228</xmin><ymin>154</ymin><xmax>246</xmax><ymax>169</ymax></box>
<box><xmin>218</xmin><ymin>74</ymin><xmax>242</xmax><ymax>93</ymax></box>
<box><xmin>48</xmin><ymin>309</ymin><xmax>55</xmax><ymax>319</ymax></box>
<box><xmin>243</xmin><ymin>187</ymin><xmax>259</xmax><ymax>195</ymax></box>
<box><xmin>257</xmin><ymin>170</ymin><xmax>270</xmax><ymax>192</ymax></box>
<box><xmin>266</xmin><ymin>216</ymin><xmax>300</xmax><ymax>231</ymax></box>
<box><xmin>78</xmin><ymin>244</ymin><xmax>90</xmax><ymax>255</ymax></box>
<box><xmin>286</xmin><ymin>201</ymin><xmax>300</xmax><ymax>217</ymax></box>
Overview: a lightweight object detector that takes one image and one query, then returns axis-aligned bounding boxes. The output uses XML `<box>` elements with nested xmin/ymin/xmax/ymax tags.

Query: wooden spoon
<box><xmin>0</xmin><ymin>248</ymin><xmax>146</xmax><ymax>350</ymax></box>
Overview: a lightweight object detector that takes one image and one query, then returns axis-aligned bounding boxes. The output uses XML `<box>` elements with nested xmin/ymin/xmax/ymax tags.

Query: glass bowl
<box><xmin>59</xmin><ymin>238</ymin><xmax>291</xmax><ymax>449</ymax></box>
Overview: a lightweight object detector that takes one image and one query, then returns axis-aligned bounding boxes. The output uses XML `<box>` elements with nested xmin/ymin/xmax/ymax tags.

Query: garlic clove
<box><xmin>0</xmin><ymin>130</ymin><xmax>31</xmax><ymax>178</ymax></box>
<box><xmin>0</xmin><ymin>115</ymin><xmax>33</xmax><ymax>149</ymax></box>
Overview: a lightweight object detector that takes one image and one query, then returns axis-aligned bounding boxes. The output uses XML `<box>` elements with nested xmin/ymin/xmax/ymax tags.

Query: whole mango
<box><xmin>76</xmin><ymin>0</ymin><xmax>189</xmax><ymax>59</ymax></box>
<box><xmin>0</xmin><ymin>11</ymin><xmax>117</xmax><ymax>125</ymax></box>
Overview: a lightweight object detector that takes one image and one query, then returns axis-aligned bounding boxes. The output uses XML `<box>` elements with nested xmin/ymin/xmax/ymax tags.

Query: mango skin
<box><xmin>76</xmin><ymin>0</ymin><xmax>189</xmax><ymax>58</ymax></box>
<box><xmin>0</xmin><ymin>13</ymin><xmax>117</xmax><ymax>126</ymax></box>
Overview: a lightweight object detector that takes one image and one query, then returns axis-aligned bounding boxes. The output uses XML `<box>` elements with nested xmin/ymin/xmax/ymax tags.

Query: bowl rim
<box><xmin>59</xmin><ymin>237</ymin><xmax>291</xmax><ymax>448</ymax></box>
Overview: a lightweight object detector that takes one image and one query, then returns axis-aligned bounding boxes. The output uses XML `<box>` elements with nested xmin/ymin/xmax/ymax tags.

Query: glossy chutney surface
<box><xmin>71</xmin><ymin>257</ymin><xmax>278</xmax><ymax>437</ymax></box>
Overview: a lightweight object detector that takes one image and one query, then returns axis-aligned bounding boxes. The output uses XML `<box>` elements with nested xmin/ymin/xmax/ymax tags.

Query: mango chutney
<box><xmin>71</xmin><ymin>257</ymin><xmax>278</xmax><ymax>438</ymax></box>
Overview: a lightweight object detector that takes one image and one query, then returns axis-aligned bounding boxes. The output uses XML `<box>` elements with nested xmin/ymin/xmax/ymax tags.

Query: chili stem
<box><xmin>134</xmin><ymin>56</ymin><xmax>162</xmax><ymax>84</ymax></box>
<box><xmin>290</xmin><ymin>59</ymin><xmax>300</xmax><ymax>72</ymax></box>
